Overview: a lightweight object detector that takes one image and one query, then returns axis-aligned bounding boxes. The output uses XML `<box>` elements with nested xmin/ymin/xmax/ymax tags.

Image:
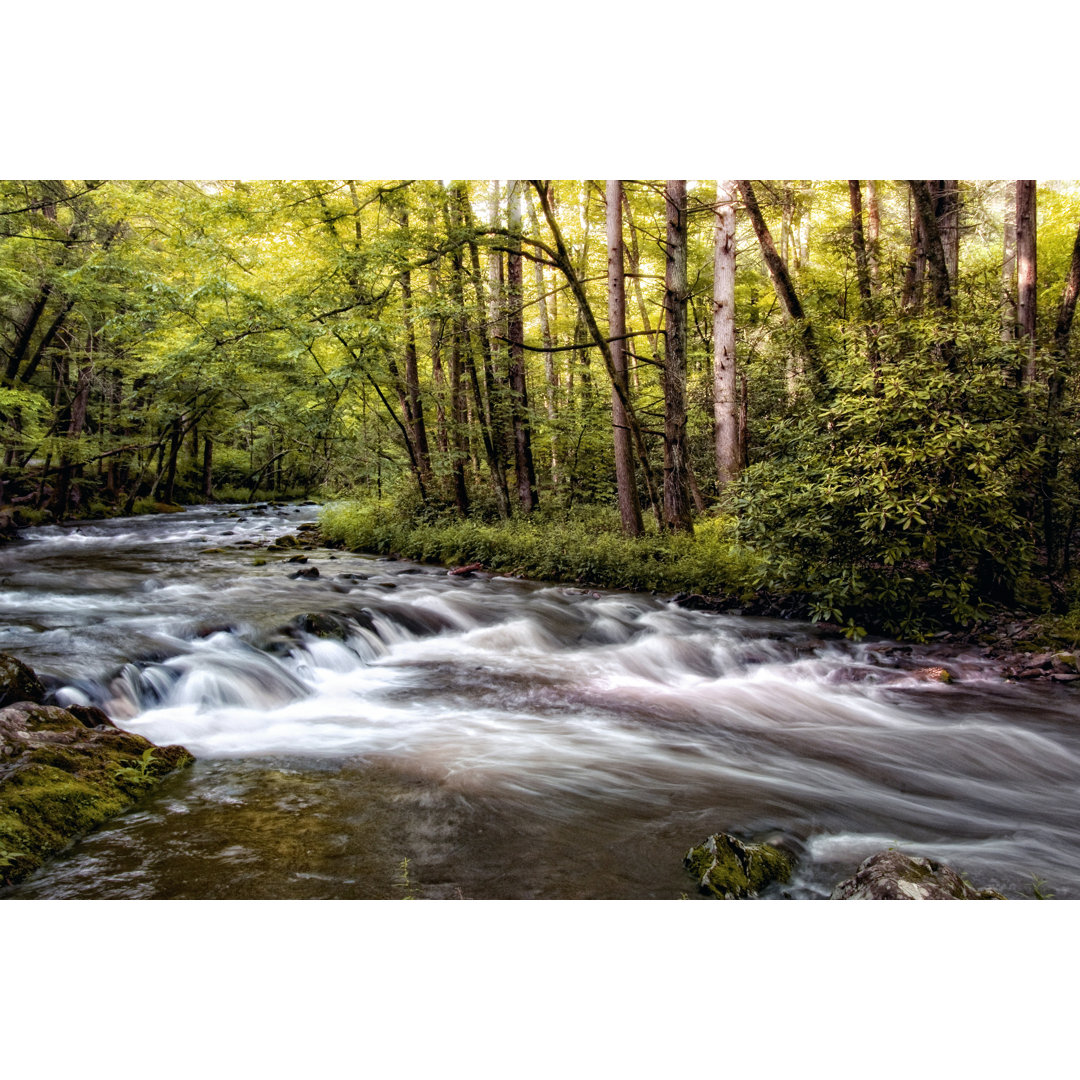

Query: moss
<box><xmin>683</xmin><ymin>833</ymin><xmax>793</xmax><ymax>899</ymax></box>
<box><xmin>0</xmin><ymin>701</ymin><xmax>194</xmax><ymax>888</ymax></box>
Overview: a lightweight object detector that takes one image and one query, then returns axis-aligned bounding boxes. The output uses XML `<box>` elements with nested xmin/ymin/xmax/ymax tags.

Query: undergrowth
<box><xmin>319</xmin><ymin>499</ymin><xmax>764</xmax><ymax>599</ymax></box>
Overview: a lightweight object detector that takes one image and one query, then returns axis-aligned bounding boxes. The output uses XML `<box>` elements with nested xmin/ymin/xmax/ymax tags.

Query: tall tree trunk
<box><xmin>163</xmin><ymin>417</ymin><xmax>182</xmax><ymax>504</ymax></box>
<box><xmin>606</xmin><ymin>180</ymin><xmax>643</xmax><ymax>535</ymax></box>
<box><xmin>1016</xmin><ymin>180</ymin><xmax>1038</xmax><ymax>384</ymax></box>
<box><xmin>738</xmin><ymin>180</ymin><xmax>821</xmax><ymax>396</ymax></box>
<box><xmin>662</xmin><ymin>180</ymin><xmax>693</xmax><ymax>533</ymax></box>
<box><xmin>506</xmin><ymin>181</ymin><xmax>538</xmax><ymax>512</ymax></box>
<box><xmin>930</xmin><ymin>180</ymin><xmax>961</xmax><ymax>287</ymax></box>
<box><xmin>713</xmin><ymin>180</ymin><xmax>741</xmax><ymax>492</ymax></box>
<box><xmin>485</xmin><ymin>181</ymin><xmax>513</xmax><ymax>489</ymax></box>
<box><xmin>523</xmin><ymin>185</ymin><xmax>560</xmax><ymax>492</ymax></box>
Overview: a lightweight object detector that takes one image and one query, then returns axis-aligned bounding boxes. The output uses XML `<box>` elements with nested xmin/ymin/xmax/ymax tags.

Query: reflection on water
<box><xmin>2</xmin><ymin>504</ymin><xmax>1079</xmax><ymax>899</ymax></box>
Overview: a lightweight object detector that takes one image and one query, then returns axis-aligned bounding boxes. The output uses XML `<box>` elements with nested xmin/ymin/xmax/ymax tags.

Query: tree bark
<box><xmin>713</xmin><ymin>180</ymin><xmax>741</xmax><ymax>491</ymax></box>
<box><xmin>1002</xmin><ymin>181</ymin><xmax>1017</xmax><ymax>342</ymax></box>
<box><xmin>506</xmin><ymin>180</ymin><xmax>538</xmax><ymax>512</ymax></box>
<box><xmin>907</xmin><ymin>181</ymin><xmax>953</xmax><ymax>311</ymax></box>
<box><xmin>662</xmin><ymin>180</ymin><xmax>693</xmax><ymax>533</ymax></box>
<box><xmin>606</xmin><ymin>180</ymin><xmax>643</xmax><ymax>535</ymax></box>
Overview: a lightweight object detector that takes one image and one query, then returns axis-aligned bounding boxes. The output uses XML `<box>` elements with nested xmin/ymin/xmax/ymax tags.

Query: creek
<box><xmin>2</xmin><ymin>503</ymin><xmax>1079</xmax><ymax>899</ymax></box>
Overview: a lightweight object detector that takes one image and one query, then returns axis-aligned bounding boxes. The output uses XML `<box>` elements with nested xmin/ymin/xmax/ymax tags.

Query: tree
<box><xmin>712</xmin><ymin>180</ymin><xmax>741</xmax><ymax>490</ymax></box>
<box><xmin>606</xmin><ymin>180</ymin><xmax>643</xmax><ymax>535</ymax></box>
<box><xmin>660</xmin><ymin>181</ymin><xmax>694</xmax><ymax>533</ymax></box>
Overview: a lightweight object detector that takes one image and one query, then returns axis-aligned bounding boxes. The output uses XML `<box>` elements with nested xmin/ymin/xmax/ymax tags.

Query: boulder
<box><xmin>684</xmin><ymin>832</ymin><xmax>793</xmax><ymax>899</ymax></box>
<box><xmin>0</xmin><ymin>654</ymin><xmax>45</xmax><ymax>708</ymax></box>
<box><xmin>830</xmin><ymin>850</ymin><xmax>1005</xmax><ymax>900</ymax></box>
<box><xmin>0</xmin><ymin>696</ymin><xmax>194</xmax><ymax>888</ymax></box>
<box><xmin>288</xmin><ymin>566</ymin><xmax>320</xmax><ymax>580</ymax></box>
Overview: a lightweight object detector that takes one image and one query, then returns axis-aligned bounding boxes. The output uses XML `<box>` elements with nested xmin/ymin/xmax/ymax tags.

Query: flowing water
<box><xmin>2</xmin><ymin>503</ymin><xmax>1079</xmax><ymax>900</ymax></box>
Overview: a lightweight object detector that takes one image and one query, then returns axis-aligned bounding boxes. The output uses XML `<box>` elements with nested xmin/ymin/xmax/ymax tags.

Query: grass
<box><xmin>319</xmin><ymin>499</ymin><xmax>765</xmax><ymax>599</ymax></box>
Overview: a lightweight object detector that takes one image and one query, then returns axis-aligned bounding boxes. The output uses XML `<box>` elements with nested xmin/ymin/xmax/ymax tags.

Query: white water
<box><xmin>3</xmin><ymin>503</ymin><xmax>1079</xmax><ymax>899</ymax></box>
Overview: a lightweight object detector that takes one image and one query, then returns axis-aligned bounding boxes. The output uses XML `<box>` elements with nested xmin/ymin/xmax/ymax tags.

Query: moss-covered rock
<box><xmin>830</xmin><ymin>850</ymin><xmax>1005</xmax><ymax>899</ymax></box>
<box><xmin>0</xmin><ymin>653</ymin><xmax>46</xmax><ymax>708</ymax></box>
<box><xmin>0</xmin><ymin>697</ymin><xmax>194</xmax><ymax>888</ymax></box>
<box><xmin>683</xmin><ymin>832</ymin><xmax>793</xmax><ymax>899</ymax></box>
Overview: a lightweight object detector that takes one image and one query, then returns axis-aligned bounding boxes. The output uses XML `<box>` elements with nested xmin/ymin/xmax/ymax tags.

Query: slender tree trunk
<box><xmin>427</xmin><ymin>269</ymin><xmax>449</xmax><ymax>456</ymax></box>
<box><xmin>163</xmin><ymin>418</ymin><xmax>182</xmax><ymax>504</ymax></box>
<box><xmin>399</xmin><ymin>226</ymin><xmax>432</xmax><ymax>487</ymax></box>
<box><xmin>485</xmin><ymin>181</ymin><xmax>513</xmax><ymax>487</ymax></box>
<box><xmin>506</xmin><ymin>181</ymin><xmax>538</xmax><ymax>512</ymax></box>
<box><xmin>1016</xmin><ymin>180</ymin><xmax>1038</xmax><ymax>384</ymax></box>
<box><xmin>606</xmin><ymin>180</ymin><xmax>643</xmax><ymax>535</ymax></box>
<box><xmin>662</xmin><ymin>180</ymin><xmax>693</xmax><ymax>533</ymax></box>
<box><xmin>713</xmin><ymin>180</ymin><xmax>741</xmax><ymax>491</ymax></box>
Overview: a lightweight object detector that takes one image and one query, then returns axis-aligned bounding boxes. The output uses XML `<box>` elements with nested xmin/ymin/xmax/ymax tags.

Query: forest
<box><xmin>3</xmin><ymin>178</ymin><xmax>1080</xmax><ymax>639</ymax></box>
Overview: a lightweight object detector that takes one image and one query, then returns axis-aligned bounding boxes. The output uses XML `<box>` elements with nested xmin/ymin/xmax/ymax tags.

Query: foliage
<box><xmin>734</xmin><ymin>319</ymin><xmax>1041</xmax><ymax>637</ymax></box>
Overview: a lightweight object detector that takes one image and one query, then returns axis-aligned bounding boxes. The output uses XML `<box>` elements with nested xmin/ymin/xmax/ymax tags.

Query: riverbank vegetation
<box><xmin>3</xmin><ymin>180</ymin><xmax>1080</xmax><ymax>637</ymax></box>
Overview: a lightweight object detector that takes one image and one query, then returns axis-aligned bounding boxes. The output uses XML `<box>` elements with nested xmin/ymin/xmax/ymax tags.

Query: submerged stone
<box><xmin>0</xmin><ymin>653</ymin><xmax>46</xmax><ymax>708</ymax></box>
<box><xmin>684</xmin><ymin>832</ymin><xmax>793</xmax><ymax>899</ymax></box>
<box><xmin>830</xmin><ymin>850</ymin><xmax>1005</xmax><ymax>900</ymax></box>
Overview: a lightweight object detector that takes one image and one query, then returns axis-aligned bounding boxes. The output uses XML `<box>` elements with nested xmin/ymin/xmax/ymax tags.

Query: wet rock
<box><xmin>267</xmin><ymin>534</ymin><xmax>301</xmax><ymax>551</ymax></box>
<box><xmin>288</xmin><ymin>566</ymin><xmax>320</xmax><ymax>580</ymax></box>
<box><xmin>683</xmin><ymin>832</ymin><xmax>793</xmax><ymax>899</ymax></box>
<box><xmin>294</xmin><ymin>613</ymin><xmax>350</xmax><ymax>641</ymax></box>
<box><xmin>286</xmin><ymin>555</ymin><xmax>308</xmax><ymax>564</ymax></box>
<box><xmin>911</xmin><ymin>666</ymin><xmax>953</xmax><ymax>683</ymax></box>
<box><xmin>66</xmin><ymin>704</ymin><xmax>115</xmax><ymax>729</ymax></box>
<box><xmin>0</xmin><ymin>688</ymin><xmax>194</xmax><ymax>888</ymax></box>
<box><xmin>449</xmin><ymin>562</ymin><xmax>484</xmax><ymax>578</ymax></box>
<box><xmin>0</xmin><ymin>654</ymin><xmax>46</xmax><ymax>708</ymax></box>
<box><xmin>830</xmin><ymin>850</ymin><xmax>1005</xmax><ymax>900</ymax></box>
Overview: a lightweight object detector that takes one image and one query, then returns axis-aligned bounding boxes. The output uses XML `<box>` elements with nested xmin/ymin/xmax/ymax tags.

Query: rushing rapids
<box><xmin>2</xmin><ymin>504</ymin><xmax>1079</xmax><ymax>899</ymax></box>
